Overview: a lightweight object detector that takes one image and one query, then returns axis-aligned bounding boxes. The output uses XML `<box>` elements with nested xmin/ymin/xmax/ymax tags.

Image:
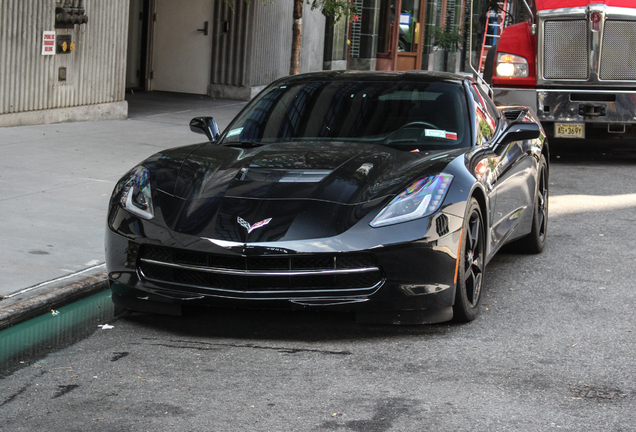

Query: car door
<box><xmin>470</xmin><ymin>84</ymin><xmax>536</xmax><ymax>251</ymax></box>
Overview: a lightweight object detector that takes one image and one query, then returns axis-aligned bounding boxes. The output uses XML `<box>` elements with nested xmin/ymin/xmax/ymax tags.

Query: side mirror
<box><xmin>189</xmin><ymin>117</ymin><xmax>220</xmax><ymax>142</ymax></box>
<box><xmin>499</xmin><ymin>122</ymin><xmax>541</xmax><ymax>146</ymax></box>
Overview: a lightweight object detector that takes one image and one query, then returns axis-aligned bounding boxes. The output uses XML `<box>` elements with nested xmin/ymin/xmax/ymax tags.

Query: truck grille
<box><xmin>543</xmin><ymin>20</ymin><xmax>588</xmax><ymax>80</ymax></box>
<box><xmin>137</xmin><ymin>245</ymin><xmax>383</xmax><ymax>298</ymax></box>
<box><xmin>600</xmin><ymin>21</ymin><xmax>636</xmax><ymax>80</ymax></box>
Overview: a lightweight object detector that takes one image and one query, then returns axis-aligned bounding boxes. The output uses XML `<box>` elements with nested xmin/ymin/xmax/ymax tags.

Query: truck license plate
<box><xmin>555</xmin><ymin>123</ymin><xmax>585</xmax><ymax>139</ymax></box>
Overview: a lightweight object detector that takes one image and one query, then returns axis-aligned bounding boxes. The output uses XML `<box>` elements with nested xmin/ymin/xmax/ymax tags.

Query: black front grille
<box><xmin>293</xmin><ymin>256</ymin><xmax>333</xmax><ymax>270</ymax></box>
<box><xmin>137</xmin><ymin>245</ymin><xmax>383</xmax><ymax>297</ymax></box>
<box><xmin>248</xmin><ymin>257</ymin><xmax>289</xmax><ymax>270</ymax></box>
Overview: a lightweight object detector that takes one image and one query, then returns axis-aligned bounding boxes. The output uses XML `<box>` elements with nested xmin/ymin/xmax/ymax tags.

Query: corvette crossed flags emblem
<box><xmin>237</xmin><ymin>216</ymin><xmax>272</xmax><ymax>233</ymax></box>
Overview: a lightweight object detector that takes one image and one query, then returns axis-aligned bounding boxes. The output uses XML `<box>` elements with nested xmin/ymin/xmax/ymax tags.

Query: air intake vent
<box><xmin>240</xmin><ymin>168</ymin><xmax>332</xmax><ymax>183</ymax></box>
<box><xmin>503</xmin><ymin>110</ymin><xmax>523</xmax><ymax>121</ymax></box>
<box><xmin>436</xmin><ymin>214</ymin><xmax>449</xmax><ymax>237</ymax></box>
<box><xmin>137</xmin><ymin>245</ymin><xmax>384</xmax><ymax>299</ymax></box>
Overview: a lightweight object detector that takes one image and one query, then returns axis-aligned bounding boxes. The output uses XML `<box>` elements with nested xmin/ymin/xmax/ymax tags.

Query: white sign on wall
<box><xmin>42</xmin><ymin>31</ymin><xmax>55</xmax><ymax>55</ymax></box>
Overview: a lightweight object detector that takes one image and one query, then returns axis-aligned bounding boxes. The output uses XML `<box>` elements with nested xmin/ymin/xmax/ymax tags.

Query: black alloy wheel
<box><xmin>511</xmin><ymin>154</ymin><xmax>549</xmax><ymax>253</ymax></box>
<box><xmin>453</xmin><ymin>198</ymin><xmax>485</xmax><ymax>322</ymax></box>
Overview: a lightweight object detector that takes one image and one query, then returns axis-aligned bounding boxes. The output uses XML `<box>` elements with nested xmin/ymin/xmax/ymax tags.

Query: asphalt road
<box><xmin>1</xmin><ymin>139</ymin><xmax>635</xmax><ymax>431</ymax></box>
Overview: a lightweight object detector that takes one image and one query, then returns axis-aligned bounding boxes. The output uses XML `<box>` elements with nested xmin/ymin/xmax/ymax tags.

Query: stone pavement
<box><xmin>0</xmin><ymin>92</ymin><xmax>246</xmax><ymax>326</ymax></box>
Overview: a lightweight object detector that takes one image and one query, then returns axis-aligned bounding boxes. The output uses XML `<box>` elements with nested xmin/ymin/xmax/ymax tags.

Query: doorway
<box><xmin>126</xmin><ymin>0</ymin><xmax>149</xmax><ymax>91</ymax></box>
<box><xmin>150</xmin><ymin>0</ymin><xmax>214</xmax><ymax>95</ymax></box>
<box><xmin>395</xmin><ymin>0</ymin><xmax>424</xmax><ymax>70</ymax></box>
<box><xmin>376</xmin><ymin>0</ymin><xmax>426</xmax><ymax>71</ymax></box>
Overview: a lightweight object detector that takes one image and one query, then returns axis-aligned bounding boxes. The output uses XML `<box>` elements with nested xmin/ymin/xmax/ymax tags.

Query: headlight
<box><xmin>118</xmin><ymin>166</ymin><xmax>154</xmax><ymax>220</ymax></box>
<box><xmin>370</xmin><ymin>174</ymin><xmax>453</xmax><ymax>227</ymax></box>
<box><xmin>496</xmin><ymin>53</ymin><xmax>529</xmax><ymax>78</ymax></box>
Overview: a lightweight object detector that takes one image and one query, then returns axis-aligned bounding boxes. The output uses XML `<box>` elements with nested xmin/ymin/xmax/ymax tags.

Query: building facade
<box><xmin>1</xmin><ymin>0</ymin><xmax>491</xmax><ymax>127</ymax></box>
<box><xmin>1</xmin><ymin>0</ymin><xmax>128</xmax><ymax>126</ymax></box>
<box><xmin>330</xmin><ymin>0</ymin><xmax>490</xmax><ymax>74</ymax></box>
<box><xmin>0</xmin><ymin>0</ymin><xmax>327</xmax><ymax>126</ymax></box>
<box><xmin>126</xmin><ymin>0</ymin><xmax>326</xmax><ymax>100</ymax></box>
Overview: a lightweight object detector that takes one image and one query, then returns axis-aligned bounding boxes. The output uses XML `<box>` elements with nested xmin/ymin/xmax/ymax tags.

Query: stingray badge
<box><xmin>237</xmin><ymin>216</ymin><xmax>272</xmax><ymax>233</ymax></box>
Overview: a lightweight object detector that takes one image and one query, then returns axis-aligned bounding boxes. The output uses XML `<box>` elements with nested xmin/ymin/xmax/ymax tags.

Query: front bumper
<box><xmin>536</xmin><ymin>89</ymin><xmax>636</xmax><ymax>124</ymax></box>
<box><xmin>105</xmin><ymin>206</ymin><xmax>464</xmax><ymax>318</ymax></box>
<box><xmin>494</xmin><ymin>87</ymin><xmax>636</xmax><ymax>137</ymax></box>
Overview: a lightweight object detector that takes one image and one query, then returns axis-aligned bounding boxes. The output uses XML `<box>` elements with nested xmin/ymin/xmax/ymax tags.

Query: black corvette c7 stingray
<box><xmin>106</xmin><ymin>71</ymin><xmax>548</xmax><ymax>324</ymax></box>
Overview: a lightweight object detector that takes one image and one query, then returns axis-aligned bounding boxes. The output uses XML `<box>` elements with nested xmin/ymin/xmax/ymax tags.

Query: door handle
<box><xmin>197</xmin><ymin>21</ymin><xmax>209</xmax><ymax>36</ymax></box>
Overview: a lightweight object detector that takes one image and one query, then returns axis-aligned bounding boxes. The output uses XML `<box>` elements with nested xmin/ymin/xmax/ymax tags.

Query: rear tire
<box><xmin>510</xmin><ymin>154</ymin><xmax>548</xmax><ymax>254</ymax></box>
<box><xmin>453</xmin><ymin>198</ymin><xmax>486</xmax><ymax>322</ymax></box>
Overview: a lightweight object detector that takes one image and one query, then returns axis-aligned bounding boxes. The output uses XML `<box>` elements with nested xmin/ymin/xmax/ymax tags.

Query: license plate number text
<box><xmin>555</xmin><ymin>123</ymin><xmax>585</xmax><ymax>139</ymax></box>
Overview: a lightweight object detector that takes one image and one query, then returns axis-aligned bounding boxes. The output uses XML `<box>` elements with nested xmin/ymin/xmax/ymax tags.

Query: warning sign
<box><xmin>42</xmin><ymin>31</ymin><xmax>55</xmax><ymax>55</ymax></box>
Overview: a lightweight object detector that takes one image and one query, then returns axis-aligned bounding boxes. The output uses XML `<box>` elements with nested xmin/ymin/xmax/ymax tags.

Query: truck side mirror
<box><xmin>189</xmin><ymin>117</ymin><xmax>220</xmax><ymax>142</ymax></box>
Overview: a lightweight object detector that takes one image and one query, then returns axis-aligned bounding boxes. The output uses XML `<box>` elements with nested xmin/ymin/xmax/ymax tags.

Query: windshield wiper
<box><xmin>222</xmin><ymin>141</ymin><xmax>266</xmax><ymax>148</ymax></box>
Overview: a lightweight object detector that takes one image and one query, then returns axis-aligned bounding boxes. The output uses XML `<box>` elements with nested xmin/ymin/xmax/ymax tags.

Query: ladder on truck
<box><xmin>478</xmin><ymin>0</ymin><xmax>513</xmax><ymax>72</ymax></box>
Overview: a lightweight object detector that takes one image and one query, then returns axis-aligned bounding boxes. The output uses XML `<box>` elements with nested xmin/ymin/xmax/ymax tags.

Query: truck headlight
<box><xmin>496</xmin><ymin>53</ymin><xmax>529</xmax><ymax>78</ymax></box>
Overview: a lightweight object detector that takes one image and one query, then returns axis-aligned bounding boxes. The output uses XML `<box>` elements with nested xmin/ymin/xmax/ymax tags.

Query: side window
<box><xmin>475</xmin><ymin>84</ymin><xmax>500</xmax><ymax>123</ymax></box>
<box><xmin>470</xmin><ymin>84</ymin><xmax>497</xmax><ymax>145</ymax></box>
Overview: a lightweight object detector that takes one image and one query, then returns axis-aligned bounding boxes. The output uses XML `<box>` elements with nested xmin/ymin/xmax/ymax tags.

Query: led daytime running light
<box><xmin>370</xmin><ymin>174</ymin><xmax>453</xmax><ymax>227</ymax></box>
<box><xmin>120</xmin><ymin>166</ymin><xmax>154</xmax><ymax>220</ymax></box>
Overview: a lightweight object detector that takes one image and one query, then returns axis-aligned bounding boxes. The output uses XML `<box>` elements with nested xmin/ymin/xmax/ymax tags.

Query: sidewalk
<box><xmin>0</xmin><ymin>92</ymin><xmax>247</xmax><ymax>328</ymax></box>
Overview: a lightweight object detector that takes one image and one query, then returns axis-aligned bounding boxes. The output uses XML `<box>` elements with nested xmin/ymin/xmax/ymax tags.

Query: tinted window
<box><xmin>222</xmin><ymin>80</ymin><xmax>471</xmax><ymax>151</ymax></box>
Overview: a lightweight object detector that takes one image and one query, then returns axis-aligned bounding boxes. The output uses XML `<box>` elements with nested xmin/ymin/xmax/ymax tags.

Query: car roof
<box><xmin>276</xmin><ymin>70</ymin><xmax>470</xmax><ymax>86</ymax></box>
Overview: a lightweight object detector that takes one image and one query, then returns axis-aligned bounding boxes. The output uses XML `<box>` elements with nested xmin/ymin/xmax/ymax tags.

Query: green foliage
<box><xmin>222</xmin><ymin>0</ymin><xmax>357</xmax><ymax>22</ymax></box>
<box><xmin>479</xmin><ymin>119</ymin><xmax>493</xmax><ymax>140</ymax></box>
<box><xmin>309</xmin><ymin>0</ymin><xmax>358</xmax><ymax>21</ymax></box>
<box><xmin>432</xmin><ymin>26</ymin><xmax>462</xmax><ymax>51</ymax></box>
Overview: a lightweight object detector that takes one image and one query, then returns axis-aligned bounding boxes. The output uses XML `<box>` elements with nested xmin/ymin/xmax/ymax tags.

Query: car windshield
<box><xmin>221</xmin><ymin>79</ymin><xmax>470</xmax><ymax>151</ymax></box>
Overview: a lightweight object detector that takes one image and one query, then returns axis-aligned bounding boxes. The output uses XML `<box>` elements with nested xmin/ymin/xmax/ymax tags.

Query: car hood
<box><xmin>147</xmin><ymin>141</ymin><xmax>461</xmax><ymax>242</ymax></box>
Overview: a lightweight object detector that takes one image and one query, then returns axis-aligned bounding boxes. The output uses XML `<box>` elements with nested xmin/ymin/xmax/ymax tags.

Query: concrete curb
<box><xmin>0</xmin><ymin>273</ymin><xmax>109</xmax><ymax>332</ymax></box>
<box><xmin>0</xmin><ymin>101</ymin><xmax>128</xmax><ymax>127</ymax></box>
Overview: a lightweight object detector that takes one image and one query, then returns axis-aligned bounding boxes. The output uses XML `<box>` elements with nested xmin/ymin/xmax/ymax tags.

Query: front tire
<box><xmin>453</xmin><ymin>198</ymin><xmax>486</xmax><ymax>322</ymax></box>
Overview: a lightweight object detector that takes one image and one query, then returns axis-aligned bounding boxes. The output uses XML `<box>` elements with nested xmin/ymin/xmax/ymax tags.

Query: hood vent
<box><xmin>240</xmin><ymin>168</ymin><xmax>332</xmax><ymax>183</ymax></box>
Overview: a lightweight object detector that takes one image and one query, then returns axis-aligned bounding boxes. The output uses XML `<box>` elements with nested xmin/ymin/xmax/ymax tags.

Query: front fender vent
<box><xmin>436</xmin><ymin>214</ymin><xmax>449</xmax><ymax>237</ymax></box>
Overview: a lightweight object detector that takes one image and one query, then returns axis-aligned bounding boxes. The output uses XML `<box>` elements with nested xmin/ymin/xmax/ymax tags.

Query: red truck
<box><xmin>487</xmin><ymin>0</ymin><xmax>636</xmax><ymax>140</ymax></box>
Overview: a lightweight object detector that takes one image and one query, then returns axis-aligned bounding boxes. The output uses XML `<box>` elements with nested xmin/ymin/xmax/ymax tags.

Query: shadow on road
<box><xmin>551</xmin><ymin>138</ymin><xmax>636</xmax><ymax>165</ymax></box>
<box><xmin>119</xmin><ymin>305</ymin><xmax>463</xmax><ymax>342</ymax></box>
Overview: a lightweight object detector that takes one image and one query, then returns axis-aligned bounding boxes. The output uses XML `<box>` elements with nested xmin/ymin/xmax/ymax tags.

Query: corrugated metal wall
<box><xmin>299</xmin><ymin>2</ymin><xmax>326</xmax><ymax>73</ymax></box>
<box><xmin>0</xmin><ymin>0</ymin><xmax>128</xmax><ymax>115</ymax></box>
<box><xmin>248</xmin><ymin>1</ymin><xmax>293</xmax><ymax>87</ymax></box>
<box><xmin>211</xmin><ymin>0</ymin><xmax>250</xmax><ymax>87</ymax></box>
<box><xmin>211</xmin><ymin>0</ymin><xmax>327</xmax><ymax>93</ymax></box>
